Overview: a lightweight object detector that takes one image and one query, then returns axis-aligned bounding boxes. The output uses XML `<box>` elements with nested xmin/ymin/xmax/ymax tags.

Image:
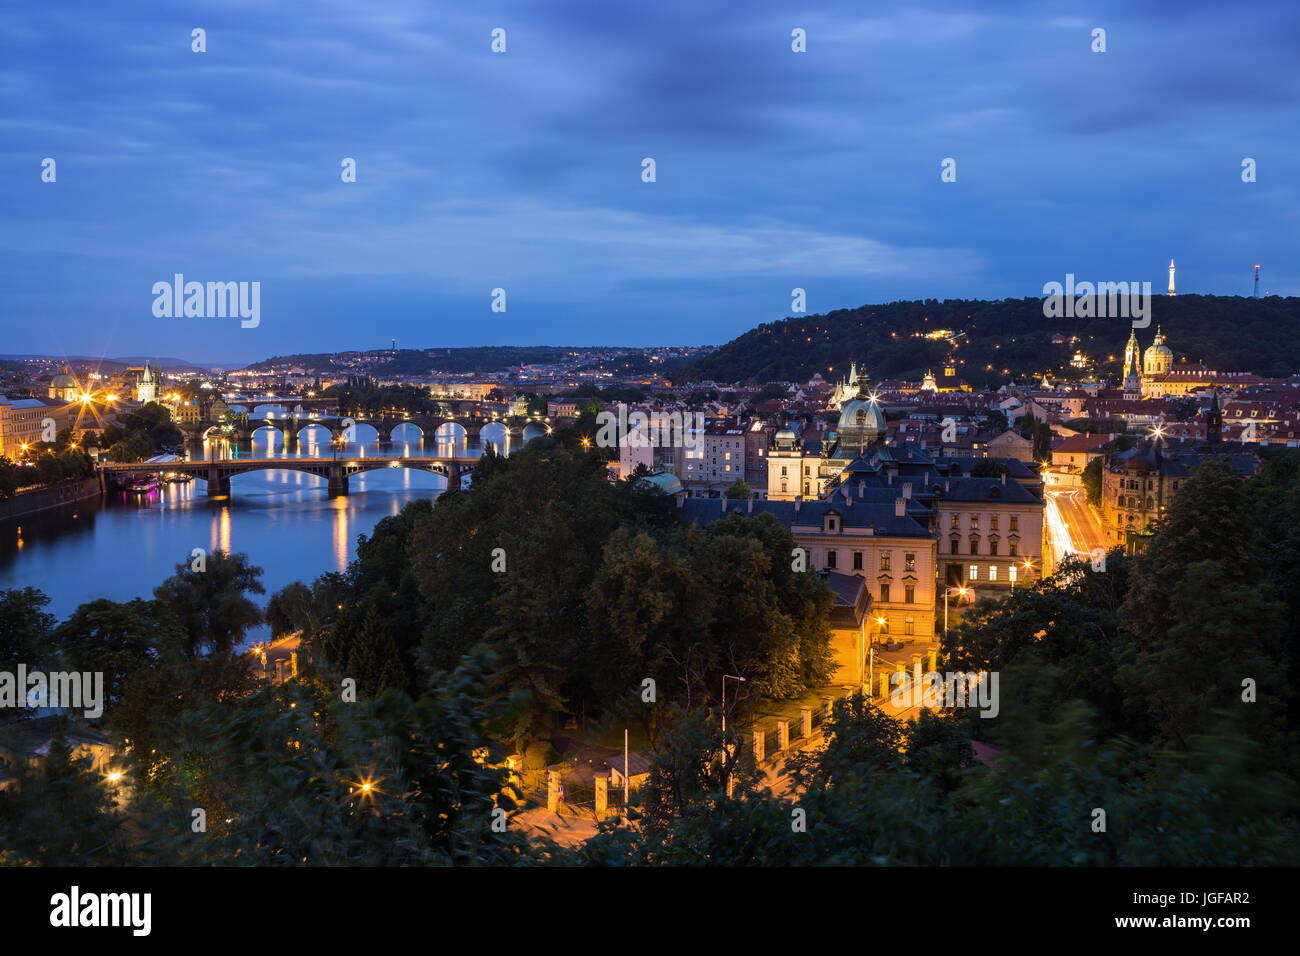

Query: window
<box><xmin>950</xmin><ymin>535</ymin><xmax>961</xmax><ymax>554</ymax></box>
<box><xmin>1009</xmin><ymin>565</ymin><xmax>1018</xmax><ymax>585</ymax></box>
<box><xmin>969</xmin><ymin>536</ymin><xmax>980</xmax><ymax>556</ymax></box>
<box><xmin>880</xmin><ymin>553</ymin><xmax>891</xmax><ymax>571</ymax></box>
<box><xmin>971</xmin><ymin>515</ymin><xmax>980</xmax><ymax>530</ymax></box>
<box><xmin>904</xmin><ymin>584</ymin><xmax>915</xmax><ymax>604</ymax></box>
<box><xmin>1009</xmin><ymin>541</ymin><xmax>1018</xmax><ymax>557</ymax></box>
<box><xmin>781</xmin><ymin>466</ymin><xmax>787</xmax><ymax>476</ymax></box>
<box><xmin>853</xmin><ymin>551</ymin><xmax>863</xmax><ymax>570</ymax></box>
<box><xmin>905</xmin><ymin>618</ymin><xmax>914</xmax><ymax>636</ymax></box>
<box><xmin>904</xmin><ymin>553</ymin><xmax>916</xmax><ymax>572</ymax></box>
<box><xmin>969</xmin><ymin>564</ymin><xmax>978</xmax><ymax>581</ymax></box>
<box><xmin>880</xmin><ymin>582</ymin><xmax>891</xmax><ymax>602</ymax></box>
<box><xmin>827</xmin><ymin>550</ymin><xmax>837</xmax><ymax>569</ymax></box>
<box><xmin>989</xmin><ymin>539</ymin><xmax>999</xmax><ymax>556</ymax></box>
<box><xmin>950</xmin><ymin>514</ymin><xmax>959</xmax><ymax>529</ymax></box>
<box><xmin>1009</xmin><ymin>516</ymin><xmax>1018</xmax><ymax>532</ymax></box>
<box><xmin>990</xmin><ymin>515</ymin><xmax>999</xmax><ymax>531</ymax></box>
<box><xmin>989</xmin><ymin>565</ymin><xmax>997</xmax><ymax>581</ymax></box>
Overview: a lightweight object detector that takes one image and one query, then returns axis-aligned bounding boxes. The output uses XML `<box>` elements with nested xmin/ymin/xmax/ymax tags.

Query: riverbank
<box><xmin>0</xmin><ymin>477</ymin><xmax>102</xmax><ymax>523</ymax></box>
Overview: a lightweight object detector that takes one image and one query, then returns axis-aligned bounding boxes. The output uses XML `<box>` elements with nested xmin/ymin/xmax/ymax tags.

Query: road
<box><xmin>1044</xmin><ymin>488</ymin><xmax>1107</xmax><ymax>563</ymax></box>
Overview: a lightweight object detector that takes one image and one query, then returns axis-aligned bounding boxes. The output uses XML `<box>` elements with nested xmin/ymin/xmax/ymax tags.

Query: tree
<box><xmin>1082</xmin><ymin>456</ymin><xmax>1102</xmax><ymax>507</ymax></box>
<box><xmin>724</xmin><ymin>479</ymin><xmax>752</xmax><ymax>499</ymax></box>
<box><xmin>1118</xmin><ymin>458</ymin><xmax>1290</xmax><ymax>761</ymax></box>
<box><xmin>51</xmin><ymin>598</ymin><xmax>173</xmax><ymax>711</ymax></box>
<box><xmin>785</xmin><ymin>692</ymin><xmax>905</xmax><ymax>791</ymax></box>
<box><xmin>0</xmin><ymin>587</ymin><xmax>56</xmax><ymax>668</ymax></box>
<box><xmin>152</xmin><ymin>550</ymin><xmax>265</xmax><ymax>656</ymax></box>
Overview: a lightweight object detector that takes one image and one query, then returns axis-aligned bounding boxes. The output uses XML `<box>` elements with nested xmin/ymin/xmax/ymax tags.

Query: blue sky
<box><xmin>2</xmin><ymin>0</ymin><xmax>1297</xmax><ymax>364</ymax></box>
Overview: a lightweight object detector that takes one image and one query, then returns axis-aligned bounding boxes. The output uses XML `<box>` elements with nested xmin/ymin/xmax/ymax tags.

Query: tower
<box><xmin>1254</xmin><ymin>265</ymin><xmax>1260</xmax><ymax>298</ymax></box>
<box><xmin>135</xmin><ymin>361</ymin><xmax>157</xmax><ymax>405</ymax></box>
<box><xmin>1206</xmin><ymin>391</ymin><xmax>1222</xmax><ymax>445</ymax></box>
<box><xmin>1122</xmin><ymin>328</ymin><xmax>1140</xmax><ymax>381</ymax></box>
<box><xmin>1167</xmin><ymin>259</ymin><xmax>1176</xmax><ymax>296</ymax></box>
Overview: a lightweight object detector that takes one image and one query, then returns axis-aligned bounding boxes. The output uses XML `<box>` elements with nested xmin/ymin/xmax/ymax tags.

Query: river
<box><xmin>0</xmin><ymin>421</ymin><xmax>514</xmax><ymax>640</ymax></box>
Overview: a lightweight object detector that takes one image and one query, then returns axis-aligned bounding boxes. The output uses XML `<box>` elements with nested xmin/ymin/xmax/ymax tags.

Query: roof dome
<box><xmin>836</xmin><ymin>398</ymin><xmax>885</xmax><ymax>435</ymax></box>
<box><xmin>1145</xmin><ymin>326</ymin><xmax>1172</xmax><ymax>358</ymax></box>
<box><xmin>51</xmin><ymin>373</ymin><xmax>76</xmax><ymax>388</ymax></box>
<box><xmin>835</xmin><ymin>397</ymin><xmax>886</xmax><ymax>453</ymax></box>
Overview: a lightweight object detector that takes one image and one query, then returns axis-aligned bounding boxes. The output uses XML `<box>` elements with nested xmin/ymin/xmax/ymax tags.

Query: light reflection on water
<box><xmin>0</xmin><ymin>423</ymin><xmax>513</xmax><ymax>640</ymax></box>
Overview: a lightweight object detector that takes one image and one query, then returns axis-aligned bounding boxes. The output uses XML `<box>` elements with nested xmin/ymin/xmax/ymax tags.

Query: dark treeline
<box><xmin>684</xmin><ymin>294</ymin><xmax>1300</xmax><ymax>385</ymax></box>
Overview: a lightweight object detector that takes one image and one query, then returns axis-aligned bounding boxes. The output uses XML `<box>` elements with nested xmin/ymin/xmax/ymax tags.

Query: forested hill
<box><xmin>682</xmin><ymin>295</ymin><xmax>1300</xmax><ymax>387</ymax></box>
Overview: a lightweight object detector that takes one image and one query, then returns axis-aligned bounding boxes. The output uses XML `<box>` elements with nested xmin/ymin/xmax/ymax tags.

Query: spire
<box><xmin>1168</xmin><ymin>259</ymin><xmax>1176</xmax><ymax>296</ymax></box>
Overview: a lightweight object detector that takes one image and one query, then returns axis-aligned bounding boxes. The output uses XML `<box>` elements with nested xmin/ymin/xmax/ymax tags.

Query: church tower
<box><xmin>1122</xmin><ymin>329</ymin><xmax>1142</xmax><ymax>398</ymax></box>
<box><xmin>1206</xmin><ymin>391</ymin><xmax>1222</xmax><ymax>445</ymax></box>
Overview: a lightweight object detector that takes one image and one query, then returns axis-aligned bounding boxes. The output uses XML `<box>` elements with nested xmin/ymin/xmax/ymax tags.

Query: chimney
<box><xmin>895</xmin><ymin>497</ymin><xmax>906</xmax><ymax>517</ymax></box>
<box><xmin>858</xmin><ymin>480</ymin><xmax>865</xmax><ymax>498</ymax></box>
<box><xmin>945</xmin><ymin>479</ymin><xmax>950</xmax><ymax>492</ymax></box>
<box><xmin>902</xmin><ymin>482</ymin><xmax>912</xmax><ymax>499</ymax></box>
<box><xmin>747</xmin><ymin>496</ymin><xmax>754</xmax><ymax>513</ymax></box>
<box><xmin>887</xmin><ymin>472</ymin><xmax>893</xmax><ymax>485</ymax></box>
<box><xmin>1001</xmin><ymin>472</ymin><xmax>1007</xmax><ymax>485</ymax></box>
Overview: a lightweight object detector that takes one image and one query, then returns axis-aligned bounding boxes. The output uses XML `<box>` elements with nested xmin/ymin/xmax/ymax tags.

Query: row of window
<box><xmin>948</xmin><ymin>536</ymin><xmax>1018</xmax><ymax>556</ymax></box>
<box><xmin>949</xmin><ymin>514</ymin><xmax>1019</xmax><ymax>531</ymax></box>
<box><xmin>826</xmin><ymin>551</ymin><xmax>918</xmax><ymax>572</ymax></box>
<box><xmin>965</xmin><ymin>564</ymin><xmax>1018</xmax><ymax>583</ymax></box>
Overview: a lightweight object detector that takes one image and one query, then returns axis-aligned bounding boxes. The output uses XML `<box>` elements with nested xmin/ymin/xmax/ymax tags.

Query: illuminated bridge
<box><xmin>97</xmin><ymin>455</ymin><xmax>479</xmax><ymax>498</ymax></box>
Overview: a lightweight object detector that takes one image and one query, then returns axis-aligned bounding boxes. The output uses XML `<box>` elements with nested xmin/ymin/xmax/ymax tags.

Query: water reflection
<box><xmin>0</xmin><ymin>426</ymin><xmax>511</xmax><ymax>635</ymax></box>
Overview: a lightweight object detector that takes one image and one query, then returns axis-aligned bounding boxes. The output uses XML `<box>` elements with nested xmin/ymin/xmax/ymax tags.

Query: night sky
<box><xmin>2</xmin><ymin>0</ymin><xmax>1296</xmax><ymax>364</ymax></box>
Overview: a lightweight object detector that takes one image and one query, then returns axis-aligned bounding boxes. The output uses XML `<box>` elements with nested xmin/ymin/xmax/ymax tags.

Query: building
<box><xmin>678</xmin><ymin>493</ymin><xmax>939</xmax><ymax>647</ymax></box>
<box><xmin>1050</xmin><ymin>433</ymin><xmax>1115</xmax><ymax>487</ymax></box>
<box><xmin>48</xmin><ymin>367</ymin><xmax>82</xmax><ymax>402</ymax></box>
<box><xmin>987</xmin><ymin>429</ymin><xmax>1034</xmax><ymax>462</ymax></box>
<box><xmin>934</xmin><ymin>475</ymin><xmax>1045</xmax><ymax>592</ymax></box>
<box><xmin>1099</xmin><ymin>433</ymin><xmax>1258</xmax><ymax>551</ymax></box>
<box><xmin>134</xmin><ymin>362</ymin><xmax>158</xmax><ymax>405</ymax></box>
<box><xmin>0</xmin><ymin>396</ymin><xmax>76</xmax><ymax>457</ymax></box>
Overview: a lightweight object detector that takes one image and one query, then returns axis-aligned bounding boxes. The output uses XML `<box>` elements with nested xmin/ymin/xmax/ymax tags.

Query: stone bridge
<box><xmin>98</xmin><ymin>455</ymin><xmax>480</xmax><ymax>498</ymax></box>
<box><xmin>180</xmin><ymin>412</ymin><xmax>552</xmax><ymax>455</ymax></box>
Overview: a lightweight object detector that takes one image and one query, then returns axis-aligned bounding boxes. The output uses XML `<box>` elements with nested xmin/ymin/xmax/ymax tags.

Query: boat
<box><xmin>125</xmin><ymin>476</ymin><xmax>161</xmax><ymax>493</ymax></box>
<box><xmin>164</xmin><ymin>472</ymin><xmax>194</xmax><ymax>483</ymax></box>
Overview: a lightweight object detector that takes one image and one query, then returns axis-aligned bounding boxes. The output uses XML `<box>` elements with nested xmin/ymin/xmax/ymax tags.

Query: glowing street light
<box><xmin>943</xmin><ymin>586</ymin><xmax>969</xmax><ymax>636</ymax></box>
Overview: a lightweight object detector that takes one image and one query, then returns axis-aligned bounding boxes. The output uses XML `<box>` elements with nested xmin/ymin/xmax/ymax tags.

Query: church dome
<box><xmin>836</xmin><ymin>397</ymin><xmax>885</xmax><ymax>452</ymax></box>
<box><xmin>51</xmin><ymin>372</ymin><xmax>76</xmax><ymax>389</ymax></box>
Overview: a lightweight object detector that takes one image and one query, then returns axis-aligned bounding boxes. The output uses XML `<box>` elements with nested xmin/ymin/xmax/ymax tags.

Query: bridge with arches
<box><xmin>98</xmin><ymin>454</ymin><xmax>480</xmax><ymax>498</ymax></box>
<box><xmin>180</xmin><ymin>412</ymin><xmax>553</xmax><ymax>456</ymax></box>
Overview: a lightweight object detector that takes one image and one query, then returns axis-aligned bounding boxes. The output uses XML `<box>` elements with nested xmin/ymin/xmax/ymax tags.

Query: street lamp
<box><xmin>721</xmin><ymin>674</ymin><xmax>746</xmax><ymax>734</ymax></box>
<box><xmin>943</xmin><ymin>586</ymin><xmax>969</xmax><ymax>637</ymax></box>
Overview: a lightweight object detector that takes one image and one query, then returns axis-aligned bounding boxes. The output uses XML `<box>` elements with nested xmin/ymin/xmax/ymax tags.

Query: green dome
<box><xmin>51</xmin><ymin>373</ymin><xmax>76</xmax><ymax>388</ymax></box>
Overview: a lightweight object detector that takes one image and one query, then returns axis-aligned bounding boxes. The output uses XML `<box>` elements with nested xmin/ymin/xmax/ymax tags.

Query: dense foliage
<box><xmin>684</xmin><ymin>294</ymin><xmax>1300</xmax><ymax>385</ymax></box>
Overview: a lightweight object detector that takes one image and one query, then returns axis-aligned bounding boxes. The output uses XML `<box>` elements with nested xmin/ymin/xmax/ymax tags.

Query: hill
<box><xmin>681</xmin><ymin>295</ymin><xmax>1300</xmax><ymax>387</ymax></box>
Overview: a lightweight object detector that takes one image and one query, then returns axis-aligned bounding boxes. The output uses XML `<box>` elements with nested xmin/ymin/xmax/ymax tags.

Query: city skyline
<box><xmin>3</xmin><ymin>0</ymin><xmax>1297</xmax><ymax>363</ymax></box>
